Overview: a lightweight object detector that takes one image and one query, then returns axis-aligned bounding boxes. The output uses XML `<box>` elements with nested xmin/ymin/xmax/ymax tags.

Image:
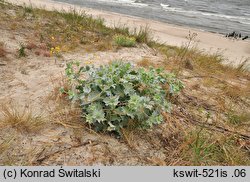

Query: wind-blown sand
<box><xmin>7</xmin><ymin>0</ymin><xmax>250</xmax><ymax>67</ymax></box>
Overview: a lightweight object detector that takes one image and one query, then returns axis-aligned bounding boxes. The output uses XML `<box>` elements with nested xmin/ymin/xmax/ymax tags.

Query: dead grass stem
<box><xmin>0</xmin><ymin>104</ymin><xmax>46</xmax><ymax>134</ymax></box>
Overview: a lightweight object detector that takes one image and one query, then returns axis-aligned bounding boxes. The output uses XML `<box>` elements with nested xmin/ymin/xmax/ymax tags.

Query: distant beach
<box><xmin>7</xmin><ymin>0</ymin><xmax>250</xmax><ymax>67</ymax></box>
<box><xmin>54</xmin><ymin>0</ymin><xmax>250</xmax><ymax>36</ymax></box>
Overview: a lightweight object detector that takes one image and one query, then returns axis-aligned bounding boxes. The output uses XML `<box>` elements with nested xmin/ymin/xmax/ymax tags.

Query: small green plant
<box><xmin>182</xmin><ymin>129</ymin><xmax>250</xmax><ymax>165</ymax></box>
<box><xmin>58</xmin><ymin>9</ymin><xmax>105</xmax><ymax>30</ymax></box>
<box><xmin>226</xmin><ymin>111</ymin><xmax>250</xmax><ymax>125</ymax></box>
<box><xmin>114</xmin><ymin>35</ymin><xmax>136</xmax><ymax>47</ymax></box>
<box><xmin>63</xmin><ymin>61</ymin><xmax>184</xmax><ymax>135</ymax></box>
<box><xmin>18</xmin><ymin>43</ymin><xmax>26</xmax><ymax>58</ymax></box>
<box><xmin>113</xmin><ymin>24</ymin><xmax>130</xmax><ymax>36</ymax></box>
<box><xmin>113</xmin><ymin>24</ymin><xmax>151</xmax><ymax>45</ymax></box>
<box><xmin>24</xmin><ymin>5</ymin><xmax>33</xmax><ymax>14</ymax></box>
<box><xmin>132</xmin><ymin>26</ymin><xmax>151</xmax><ymax>44</ymax></box>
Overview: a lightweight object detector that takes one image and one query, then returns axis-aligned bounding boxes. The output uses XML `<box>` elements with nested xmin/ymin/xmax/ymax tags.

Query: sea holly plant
<box><xmin>63</xmin><ymin>61</ymin><xmax>184</xmax><ymax>135</ymax></box>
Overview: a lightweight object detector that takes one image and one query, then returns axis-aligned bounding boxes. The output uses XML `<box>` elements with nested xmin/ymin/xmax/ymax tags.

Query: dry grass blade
<box><xmin>0</xmin><ymin>137</ymin><xmax>15</xmax><ymax>154</ymax></box>
<box><xmin>120</xmin><ymin>128</ymin><xmax>135</xmax><ymax>148</ymax></box>
<box><xmin>137</xmin><ymin>58</ymin><xmax>155</xmax><ymax>68</ymax></box>
<box><xmin>0</xmin><ymin>105</ymin><xmax>46</xmax><ymax>134</ymax></box>
<box><xmin>50</xmin><ymin>105</ymin><xmax>84</xmax><ymax>129</ymax></box>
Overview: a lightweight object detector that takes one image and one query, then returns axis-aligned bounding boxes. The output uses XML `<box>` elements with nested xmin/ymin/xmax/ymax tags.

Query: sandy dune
<box><xmin>7</xmin><ymin>0</ymin><xmax>250</xmax><ymax>67</ymax></box>
<box><xmin>1</xmin><ymin>1</ymin><xmax>250</xmax><ymax>166</ymax></box>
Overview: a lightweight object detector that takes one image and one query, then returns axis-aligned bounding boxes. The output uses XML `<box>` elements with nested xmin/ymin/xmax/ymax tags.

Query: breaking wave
<box><xmin>160</xmin><ymin>4</ymin><xmax>250</xmax><ymax>25</ymax></box>
<box><xmin>97</xmin><ymin>0</ymin><xmax>148</xmax><ymax>8</ymax></box>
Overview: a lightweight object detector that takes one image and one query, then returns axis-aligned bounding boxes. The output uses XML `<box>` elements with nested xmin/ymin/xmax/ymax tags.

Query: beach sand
<box><xmin>6</xmin><ymin>0</ymin><xmax>250</xmax><ymax>67</ymax></box>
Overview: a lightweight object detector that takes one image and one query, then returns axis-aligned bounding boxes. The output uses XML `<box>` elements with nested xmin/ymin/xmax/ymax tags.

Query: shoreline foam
<box><xmin>6</xmin><ymin>0</ymin><xmax>250</xmax><ymax>68</ymax></box>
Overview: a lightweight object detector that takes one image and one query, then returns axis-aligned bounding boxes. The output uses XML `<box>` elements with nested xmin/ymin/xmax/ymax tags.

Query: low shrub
<box><xmin>63</xmin><ymin>61</ymin><xmax>184</xmax><ymax>134</ymax></box>
<box><xmin>114</xmin><ymin>35</ymin><xmax>136</xmax><ymax>47</ymax></box>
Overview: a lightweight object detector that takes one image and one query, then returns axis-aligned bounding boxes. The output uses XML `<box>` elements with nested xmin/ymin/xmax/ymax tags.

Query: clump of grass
<box><xmin>113</xmin><ymin>25</ymin><xmax>152</xmax><ymax>45</ymax></box>
<box><xmin>58</xmin><ymin>9</ymin><xmax>86</xmax><ymax>24</ymax></box>
<box><xmin>226</xmin><ymin>111</ymin><xmax>250</xmax><ymax>125</ymax></box>
<box><xmin>114</xmin><ymin>34</ymin><xmax>136</xmax><ymax>47</ymax></box>
<box><xmin>151</xmin><ymin>42</ymin><xmax>178</xmax><ymax>56</ymax></box>
<box><xmin>18</xmin><ymin>43</ymin><xmax>26</xmax><ymax>58</ymax></box>
<box><xmin>137</xmin><ymin>58</ymin><xmax>154</xmax><ymax>68</ymax></box>
<box><xmin>150</xmin><ymin>32</ymin><xmax>233</xmax><ymax>74</ymax></box>
<box><xmin>179</xmin><ymin>128</ymin><xmax>250</xmax><ymax>165</ymax></box>
<box><xmin>222</xmin><ymin>83</ymin><xmax>250</xmax><ymax>100</ymax></box>
<box><xmin>29</xmin><ymin>8</ymin><xmax>113</xmax><ymax>52</ymax></box>
<box><xmin>132</xmin><ymin>26</ymin><xmax>152</xmax><ymax>44</ymax></box>
<box><xmin>58</xmin><ymin>9</ymin><xmax>105</xmax><ymax>31</ymax></box>
<box><xmin>152</xmin><ymin>39</ymin><xmax>249</xmax><ymax>78</ymax></box>
<box><xmin>113</xmin><ymin>24</ymin><xmax>130</xmax><ymax>36</ymax></box>
<box><xmin>0</xmin><ymin>105</ymin><xmax>46</xmax><ymax>134</ymax></box>
<box><xmin>236</xmin><ymin>59</ymin><xmax>250</xmax><ymax>72</ymax></box>
<box><xmin>23</xmin><ymin>5</ymin><xmax>33</xmax><ymax>14</ymax></box>
<box><xmin>191</xmin><ymin>51</ymin><xmax>225</xmax><ymax>72</ymax></box>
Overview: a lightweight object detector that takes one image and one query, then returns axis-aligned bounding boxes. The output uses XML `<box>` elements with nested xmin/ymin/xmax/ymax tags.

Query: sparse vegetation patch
<box><xmin>18</xmin><ymin>43</ymin><xmax>26</xmax><ymax>58</ymax></box>
<box><xmin>114</xmin><ymin>35</ymin><xmax>136</xmax><ymax>47</ymax></box>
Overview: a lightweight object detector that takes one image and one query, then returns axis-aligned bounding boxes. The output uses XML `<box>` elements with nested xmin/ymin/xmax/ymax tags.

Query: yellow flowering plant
<box><xmin>50</xmin><ymin>46</ymin><xmax>61</xmax><ymax>57</ymax></box>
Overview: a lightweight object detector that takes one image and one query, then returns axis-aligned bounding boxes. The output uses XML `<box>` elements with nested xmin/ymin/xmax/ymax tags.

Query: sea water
<box><xmin>54</xmin><ymin>0</ymin><xmax>250</xmax><ymax>36</ymax></box>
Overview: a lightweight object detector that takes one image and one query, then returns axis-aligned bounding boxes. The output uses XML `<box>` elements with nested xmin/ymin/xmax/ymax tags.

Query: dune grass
<box><xmin>114</xmin><ymin>34</ymin><xmax>136</xmax><ymax>47</ymax></box>
<box><xmin>0</xmin><ymin>105</ymin><xmax>46</xmax><ymax>134</ymax></box>
<box><xmin>1</xmin><ymin>2</ymin><xmax>152</xmax><ymax>53</ymax></box>
<box><xmin>18</xmin><ymin>43</ymin><xmax>26</xmax><ymax>58</ymax></box>
<box><xmin>226</xmin><ymin>111</ymin><xmax>250</xmax><ymax>126</ymax></box>
<box><xmin>178</xmin><ymin>129</ymin><xmax>250</xmax><ymax>165</ymax></box>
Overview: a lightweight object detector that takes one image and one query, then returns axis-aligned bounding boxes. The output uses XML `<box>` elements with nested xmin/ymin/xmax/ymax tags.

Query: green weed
<box><xmin>226</xmin><ymin>111</ymin><xmax>250</xmax><ymax>125</ymax></box>
<box><xmin>114</xmin><ymin>35</ymin><xmax>136</xmax><ymax>47</ymax></box>
<box><xmin>180</xmin><ymin>129</ymin><xmax>250</xmax><ymax>165</ymax></box>
<box><xmin>132</xmin><ymin>26</ymin><xmax>152</xmax><ymax>44</ymax></box>
<box><xmin>18</xmin><ymin>43</ymin><xmax>26</xmax><ymax>58</ymax></box>
<box><xmin>24</xmin><ymin>5</ymin><xmax>33</xmax><ymax>14</ymax></box>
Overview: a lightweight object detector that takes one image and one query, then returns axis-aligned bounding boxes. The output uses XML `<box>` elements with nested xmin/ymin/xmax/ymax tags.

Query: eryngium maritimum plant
<box><xmin>64</xmin><ymin>61</ymin><xmax>184</xmax><ymax>134</ymax></box>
